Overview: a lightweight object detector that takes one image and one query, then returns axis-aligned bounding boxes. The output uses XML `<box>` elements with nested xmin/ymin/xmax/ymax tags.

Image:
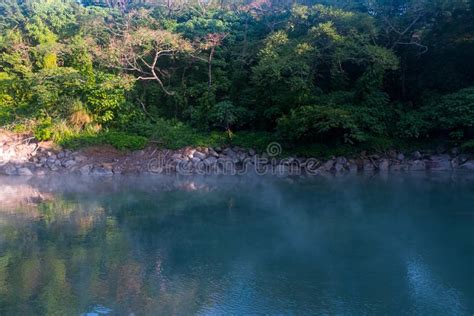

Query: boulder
<box><xmin>378</xmin><ymin>159</ymin><xmax>390</xmax><ymax>171</ymax></box>
<box><xmin>17</xmin><ymin>167</ymin><xmax>33</xmax><ymax>176</ymax></box>
<box><xmin>427</xmin><ymin>155</ymin><xmax>452</xmax><ymax>171</ymax></box>
<box><xmin>208</xmin><ymin>149</ymin><xmax>219</xmax><ymax>158</ymax></box>
<box><xmin>397</xmin><ymin>153</ymin><xmax>405</xmax><ymax>161</ymax></box>
<box><xmin>413</xmin><ymin>151</ymin><xmax>422</xmax><ymax>160</ymax></box>
<box><xmin>363</xmin><ymin>160</ymin><xmax>375</xmax><ymax>171</ymax></box>
<box><xmin>204</xmin><ymin>156</ymin><xmax>218</xmax><ymax>166</ymax></box>
<box><xmin>391</xmin><ymin>163</ymin><xmax>408</xmax><ymax>172</ymax></box>
<box><xmin>321</xmin><ymin>159</ymin><xmax>335</xmax><ymax>172</ymax></box>
<box><xmin>336</xmin><ymin>156</ymin><xmax>347</xmax><ymax>165</ymax></box>
<box><xmin>49</xmin><ymin>164</ymin><xmax>60</xmax><ymax>171</ymax></box>
<box><xmin>223</xmin><ymin>148</ymin><xmax>236</xmax><ymax>158</ymax></box>
<box><xmin>74</xmin><ymin>155</ymin><xmax>87</xmax><ymax>163</ymax></box>
<box><xmin>79</xmin><ymin>164</ymin><xmax>93</xmax><ymax>175</ymax></box>
<box><xmin>62</xmin><ymin>159</ymin><xmax>77</xmax><ymax>169</ymax></box>
<box><xmin>410</xmin><ymin>160</ymin><xmax>426</xmax><ymax>171</ymax></box>
<box><xmin>347</xmin><ymin>161</ymin><xmax>358</xmax><ymax>173</ymax></box>
<box><xmin>193</xmin><ymin>151</ymin><xmax>206</xmax><ymax>160</ymax></box>
<box><xmin>91</xmin><ymin>167</ymin><xmax>114</xmax><ymax>176</ymax></box>
<box><xmin>1</xmin><ymin>164</ymin><xmax>17</xmax><ymax>176</ymax></box>
<box><xmin>459</xmin><ymin>160</ymin><xmax>474</xmax><ymax>171</ymax></box>
<box><xmin>334</xmin><ymin>163</ymin><xmax>345</xmax><ymax>173</ymax></box>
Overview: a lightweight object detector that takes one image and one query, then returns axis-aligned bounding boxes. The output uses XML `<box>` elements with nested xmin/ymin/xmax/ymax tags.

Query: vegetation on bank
<box><xmin>1</xmin><ymin>0</ymin><xmax>473</xmax><ymax>155</ymax></box>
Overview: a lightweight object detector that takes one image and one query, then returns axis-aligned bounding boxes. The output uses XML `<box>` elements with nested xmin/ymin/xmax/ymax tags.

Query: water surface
<box><xmin>0</xmin><ymin>174</ymin><xmax>473</xmax><ymax>315</ymax></box>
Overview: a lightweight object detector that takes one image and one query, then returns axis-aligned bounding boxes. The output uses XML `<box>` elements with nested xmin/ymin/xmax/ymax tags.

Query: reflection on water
<box><xmin>0</xmin><ymin>174</ymin><xmax>473</xmax><ymax>315</ymax></box>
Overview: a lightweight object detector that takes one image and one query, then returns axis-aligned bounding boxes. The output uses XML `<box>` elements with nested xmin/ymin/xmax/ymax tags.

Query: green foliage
<box><xmin>61</xmin><ymin>131</ymin><xmax>148</xmax><ymax>151</ymax></box>
<box><xmin>33</xmin><ymin>117</ymin><xmax>54</xmax><ymax>141</ymax></box>
<box><xmin>0</xmin><ymin>0</ymin><xmax>473</xmax><ymax>153</ymax></box>
<box><xmin>137</xmin><ymin>118</ymin><xmax>226</xmax><ymax>149</ymax></box>
<box><xmin>461</xmin><ymin>140</ymin><xmax>474</xmax><ymax>152</ymax></box>
<box><xmin>427</xmin><ymin>87</ymin><xmax>474</xmax><ymax>139</ymax></box>
<box><xmin>277</xmin><ymin>105</ymin><xmax>366</xmax><ymax>144</ymax></box>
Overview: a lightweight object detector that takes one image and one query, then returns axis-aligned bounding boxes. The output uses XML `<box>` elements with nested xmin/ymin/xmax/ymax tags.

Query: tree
<box><xmin>96</xmin><ymin>10</ymin><xmax>196</xmax><ymax>95</ymax></box>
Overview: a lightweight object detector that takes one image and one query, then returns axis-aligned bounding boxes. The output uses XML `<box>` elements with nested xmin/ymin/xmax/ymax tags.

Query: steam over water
<box><xmin>0</xmin><ymin>174</ymin><xmax>473</xmax><ymax>315</ymax></box>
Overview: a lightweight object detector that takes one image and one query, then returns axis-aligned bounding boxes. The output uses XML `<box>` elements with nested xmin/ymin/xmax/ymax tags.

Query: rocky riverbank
<box><xmin>1</xmin><ymin>130</ymin><xmax>474</xmax><ymax>177</ymax></box>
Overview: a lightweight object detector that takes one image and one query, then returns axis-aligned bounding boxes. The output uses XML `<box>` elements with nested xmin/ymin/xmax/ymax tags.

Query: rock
<box><xmin>62</xmin><ymin>159</ymin><xmax>77</xmax><ymax>169</ymax></box>
<box><xmin>49</xmin><ymin>164</ymin><xmax>60</xmax><ymax>171</ymax></box>
<box><xmin>208</xmin><ymin>149</ymin><xmax>219</xmax><ymax>158</ymax></box>
<box><xmin>1</xmin><ymin>164</ymin><xmax>17</xmax><ymax>176</ymax></box>
<box><xmin>451</xmin><ymin>147</ymin><xmax>460</xmax><ymax>156</ymax></box>
<box><xmin>387</xmin><ymin>150</ymin><xmax>397</xmax><ymax>159</ymax></box>
<box><xmin>214</xmin><ymin>146</ymin><xmax>222</xmax><ymax>153</ymax></box>
<box><xmin>450</xmin><ymin>158</ymin><xmax>460</xmax><ymax>169</ymax></box>
<box><xmin>204</xmin><ymin>156</ymin><xmax>217</xmax><ymax>165</ymax></box>
<box><xmin>57</xmin><ymin>151</ymin><xmax>65</xmax><ymax>159</ymax></box>
<box><xmin>171</xmin><ymin>153</ymin><xmax>183</xmax><ymax>160</ymax></box>
<box><xmin>193</xmin><ymin>151</ymin><xmax>206</xmax><ymax>160</ymax></box>
<box><xmin>363</xmin><ymin>160</ymin><xmax>375</xmax><ymax>171</ymax></box>
<box><xmin>347</xmin><ymin>160</ymin><xmax>358</xmax><ymax>173</ymax></box>
<box><xmin>17</xmin><ymin>167</ymin><xmax>33</xmax><ymax>176</ymax></box>
<box><xmin>336</xmin><ymin>157</ymin><xmax>347</xmax><ymax>165</ymax></box>
<box><xmin>390</xmin><ymin>163</ymin><xmax>405</xmax><ymax>172</ymax></box>
<box><xmin>427</xmin><ymin>155</ymin><xmax>452</xmax><ymax>171</ymax></box>
<box><xmin>223</xmin><ymin>148</ymin><xmax>236</xmax><ymax>157</ymax></box>
<box><xmin>91</xmin><ymin>167</ymin><xmax>114</xmax><ymax>176</ymax></box>
<box><xmin>79</xmin><ymin>164</ymin><xmax>93</xmax><ymax>175</ymax></box>
<box><xmin>248</xmin><ymin>149</ymin><xmax>256</xmax><ymax>156</ymax></box>
<box><xmin>185</xmin><ymin>148</ymin><xmax>196</xmax><ymax>158</ymax></box>
<box><xmin>35</xmin><ymin>169</ymin><xmax>47</xmax><ymax>176</ymax></box>
<box><xmin>397</xmin><ymin>153</ymin><xmax>405</xmax><ymax>161</ymax></box>
<box><xmin>74</xmin><ymin>155</ymin><xmax>87</xmax><ymax>162</ymax></box>
<box><xmin>191</xmin><ymin>157</ymin><xmax>201</xmax><ymax>164</ymax></box>
<box><xmin>334</xmin><ymin>163</ymin><xmax>345</xmax><ymax>173</ymax></box>
<box><xmin>458</xmin><ymin>154</ymin><xmax>470</xmax><ymax>164</ymax></box>
<box><xmin>410</xmin><ymin>160</ymin><xmax>426</xmax><ymax>171</ymax></box>
<box><xmin>238</xmin><ymin>153</ymin><xmax>248</xmax><ymax>162</ymax></box>
<box><xmin>459</xmin><ymin>160</ymin><xmax>474</xmax><ymax>171</ymax></box>
<box><xmin>413</xmin><ymin>151</ymin><xmax>422</xmax><ymax>160</ymax></box>
<box><xmin>321</xmin><ymin>159</ymin><xmax>335</xmax><ymax>172</ymax></box>
<box><xmin>378</xmin><ymin>159</ymin><xmax>390</xmax><ymax>171</ymax></box>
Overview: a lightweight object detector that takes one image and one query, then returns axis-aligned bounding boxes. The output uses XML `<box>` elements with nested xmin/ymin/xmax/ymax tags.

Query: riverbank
<box><xmin>1</xmin><ymin>130</ymin><xmax>474</xmax><ymax>176</ymax></box>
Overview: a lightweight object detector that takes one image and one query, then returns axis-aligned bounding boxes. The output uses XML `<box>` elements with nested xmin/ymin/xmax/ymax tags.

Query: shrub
<box><xmin>426</xmin><ymin>87</ymin><xmax>474</xmax><ymax>139</ymax></box>
<box><xmin>277</xmin><ymin>105</ymin><xmax>366</xmax><ymax>144</ymax></box>
<box><xmin>60</xmin><ymin>131</ymin><xmax>148</xmax><ymax>151</ymax></box>
<box><xmin>33</xmin><ymin>117</ymin><xmax>54</xmax><ymax>141</ymax></box>
<box><xmin>461</xmin><ymin>140</ymin><xmax>474</xmax><ymax>152</ymax></box>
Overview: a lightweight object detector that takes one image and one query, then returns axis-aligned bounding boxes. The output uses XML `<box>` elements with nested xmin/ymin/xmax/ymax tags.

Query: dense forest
<box><xmin>1</xmin><ymin>0</ymin><xmax>473</xmax><ymax>154</ymax></box>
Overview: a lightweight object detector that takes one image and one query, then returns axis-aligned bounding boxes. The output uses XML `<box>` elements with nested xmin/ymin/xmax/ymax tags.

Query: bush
<box><xmin>426</xmin><ymin>87</ymin><xmax>474</xmax><ymax>139</ymax></box>
<box><xmin>277</xmin><ymin>105</ymin><xmax>366</xmax><ymax>144</ymax></box>
<box><xmin>61</xmin><ymin>131</ymin><xmax>148</xmax><ymax>151</ymax></box>
<box><xmin>461</xmin><ymin>140</ymin><xmax>474</xmax><ymax>152</ymax></box>
<box><xmin>33</xmin><ymin>117</ymin><xmax>54</xmax><ymax>141</ymax></box>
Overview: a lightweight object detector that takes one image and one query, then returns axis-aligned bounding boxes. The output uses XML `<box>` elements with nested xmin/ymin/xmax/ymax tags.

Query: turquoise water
<box><xmin>0</xmin><ymin>174</ymin><xmax>473</xmax><ymax>315</ymax></box>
